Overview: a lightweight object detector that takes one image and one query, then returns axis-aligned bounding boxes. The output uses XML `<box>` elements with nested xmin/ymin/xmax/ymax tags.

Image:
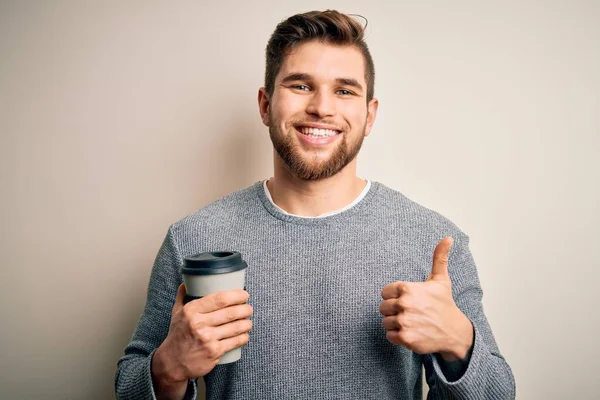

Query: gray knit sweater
<box><xmin>115</xmin><ymin>181</ymin><xmax>515</xmax><ymax>399</ymax></box>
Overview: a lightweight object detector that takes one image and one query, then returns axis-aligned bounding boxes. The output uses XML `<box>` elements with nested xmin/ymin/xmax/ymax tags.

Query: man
<box><xmin>115</xmin><ymin>9</ymin><xmax>515</xmax><ymax>400</ymax></box>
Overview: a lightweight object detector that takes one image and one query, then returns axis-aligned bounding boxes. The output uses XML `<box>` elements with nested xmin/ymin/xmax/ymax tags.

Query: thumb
<box><xmin>171</xmin><ymin>283</ymin><xmax>187</xmax><ymax>314</ymax></box>
<box><xmin>429</xmin><ymin>236</ymin><xmax>453</xmax><ymax>281</ymax></box>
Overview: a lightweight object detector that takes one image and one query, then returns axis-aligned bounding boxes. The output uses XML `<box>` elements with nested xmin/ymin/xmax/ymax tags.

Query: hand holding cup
<box><xmin>151</xmin><ymin>251</ymin><xmax>251</xmax><ymax>396</ymax></box>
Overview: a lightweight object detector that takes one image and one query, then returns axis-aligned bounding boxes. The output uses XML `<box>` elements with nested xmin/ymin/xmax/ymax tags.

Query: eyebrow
<box><xmin>280</xmin><ymin>73</ymin><xmax>364</xmax><ymax>92</ymax></box>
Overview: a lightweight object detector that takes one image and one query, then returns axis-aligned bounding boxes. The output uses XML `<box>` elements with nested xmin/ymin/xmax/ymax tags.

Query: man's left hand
<box><xmin>379</xmin><ymin>237</ymin><xmax>474</xmax><ymax>361</ymax></box>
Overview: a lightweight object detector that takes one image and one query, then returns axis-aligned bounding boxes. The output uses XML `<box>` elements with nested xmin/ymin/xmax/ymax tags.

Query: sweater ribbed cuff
<box><xmin>147</xmin><ymin>349</ymin><xmax>198</xmax><ymax>400</ymax></box>
<box><xmin>430</xmin><ymin>322</ymin><xmax>486</xmax><ymax>397</ymax></box>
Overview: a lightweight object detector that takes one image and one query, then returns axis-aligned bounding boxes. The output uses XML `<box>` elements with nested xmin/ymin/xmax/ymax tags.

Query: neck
<box><xmin>267</xmin><ymin>156</ymin><xmax>367</xmax><ymax>217</ymax></box>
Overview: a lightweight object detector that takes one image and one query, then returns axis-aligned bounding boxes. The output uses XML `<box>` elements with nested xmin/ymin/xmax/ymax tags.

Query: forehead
<box><xmin>278</xmin><ymin>41</ymin><xmax>366</xmax><ymax>85</ymax></box>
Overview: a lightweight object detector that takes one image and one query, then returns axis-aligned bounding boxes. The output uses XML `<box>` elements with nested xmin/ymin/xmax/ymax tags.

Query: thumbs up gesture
<box><xmin>379</xmin><ymin>237</ymin><xmax>474</xmax><ymax>361</ymax></box>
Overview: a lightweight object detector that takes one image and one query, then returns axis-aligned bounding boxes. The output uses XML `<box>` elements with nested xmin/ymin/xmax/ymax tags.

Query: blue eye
<box><xmin>336</xmin><ymin>89</ymin><xmax>352</xmax><ymax>95</ymax></box>
<box><xmin>293</xmin><ymin>85</ymin><xmax>310</xmax><ymax>91</ymax></box>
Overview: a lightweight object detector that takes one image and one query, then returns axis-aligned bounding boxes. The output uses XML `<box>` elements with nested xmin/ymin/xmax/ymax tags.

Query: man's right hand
<box><xmin>151</xmin><ymin>284</ymin><xmax>253</xmax><ymax>399</ymax></box>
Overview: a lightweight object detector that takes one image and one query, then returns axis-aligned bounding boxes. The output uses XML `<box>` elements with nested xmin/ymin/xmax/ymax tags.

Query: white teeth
<box><xmin>300</xmin><ymin>127</ymin><xmax>338</xmax><ymax>137</ymax></box>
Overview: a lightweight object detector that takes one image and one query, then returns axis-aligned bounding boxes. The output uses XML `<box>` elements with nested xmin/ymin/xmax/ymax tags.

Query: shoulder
<box><xmin>371</xmin><ymin>181</ymin><xmax>469</xmax><ymax>242</ymax></box>
<box><xmin>169</xmin><ymin>181</ymin><xmax>263</xmax><ymax>237</ymax></box>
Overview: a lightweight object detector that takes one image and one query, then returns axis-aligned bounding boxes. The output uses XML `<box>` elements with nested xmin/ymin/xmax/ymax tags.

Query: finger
<box><xmin>381</xmin><ymin>282</ymin><xmax>406</xmax><ymax>300</ymax></box>
<box><xmin>379</xmin><ymin>298</ymin><xmax>403</xmax><ymax>316</ymax></box>
<box><xmin>200</xmin><ymin>304</ymin><xmax>253</xmax><ymax>327</ymax></box>
<box><xmin>172</xmin><ymin>283</ymin><xmax>187</xmax><ymax>315</ymax></box>
<box><xmin>429</xmin><ymin>237</ymin><xmax>453</xmax><ymax>281</ymax></box>
<box><xmin>385</xmin><ymin>329</ymin><xmax>402</xmax><ymax>346</ymax></box>
<box><xmin>382</xmin><ymin>315</ymin><xmax>401</xmax><ymax>330</ymax></box>
<box><xmin>219</xmin><ymin>332</ymin><xmax>251</xmax><ymax>354</ymax></box>
<box><xmin>211</xmin><ymin>318</ymin><xmax>253</xmax><ymax>341</ymax></box>
<box><xmin>188</xmin><ymin>289</ymin><xmax>249</xmax><ymax>314</ymax></box>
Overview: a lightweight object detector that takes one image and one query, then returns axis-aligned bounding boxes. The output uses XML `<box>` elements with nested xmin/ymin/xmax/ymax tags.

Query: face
<box><xmin>259</xmin><ymin>40</ymin><xmax>378</xmax><ymax>181</ymax></box>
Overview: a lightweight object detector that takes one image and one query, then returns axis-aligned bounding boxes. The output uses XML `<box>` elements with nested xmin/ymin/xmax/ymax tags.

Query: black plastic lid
<box><xmin>181</xmin><ymin>251</ymin><xmax>247</xmax><ymax>275</ymax></box>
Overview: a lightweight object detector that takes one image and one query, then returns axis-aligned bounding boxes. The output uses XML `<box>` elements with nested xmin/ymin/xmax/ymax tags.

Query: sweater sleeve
<box><xmin>114</xmin><ymin>226</ymin><xmax>199</xmax><ymax>400</ymax></box>
<box><xmin>423</xmin><ymin>232</ymin><xmax>516</xmax><ymax>400</ymax></box>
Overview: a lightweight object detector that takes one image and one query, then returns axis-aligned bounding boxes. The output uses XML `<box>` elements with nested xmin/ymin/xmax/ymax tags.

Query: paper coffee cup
<box><xmin>181</xmin><ymin>251</ymin><xmax>248</xmax><ymax>364</ymax></box>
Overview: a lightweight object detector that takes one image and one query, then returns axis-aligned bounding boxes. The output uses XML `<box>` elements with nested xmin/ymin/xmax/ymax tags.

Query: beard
<box><xmin>269</xmin><ymin>113</ymin><xmax>367</xmax><ymax>181</ymax></box>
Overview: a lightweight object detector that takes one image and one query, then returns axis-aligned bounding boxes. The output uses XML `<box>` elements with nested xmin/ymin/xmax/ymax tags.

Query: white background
<box><xmin>1</xmin><ymin>1</ymin><xmax>599</xmax><ymax>399</ymax></box>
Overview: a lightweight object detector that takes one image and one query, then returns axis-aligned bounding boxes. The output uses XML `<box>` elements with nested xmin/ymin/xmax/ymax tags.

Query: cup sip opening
<box><xmin>210</xmin><ymin>251</ymin><xmax>235</xmax><ymax>258</ymax></box>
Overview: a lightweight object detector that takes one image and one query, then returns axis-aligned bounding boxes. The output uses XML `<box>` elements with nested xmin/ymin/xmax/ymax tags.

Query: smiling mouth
<box><xmin>295</xmin><ymin>126</ymin><xmax>341</xmax><ymax>138</ymax></box>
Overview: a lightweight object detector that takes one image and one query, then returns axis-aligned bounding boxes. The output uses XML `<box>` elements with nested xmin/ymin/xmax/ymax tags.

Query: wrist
<box><xmin>439</xmin><ymin>313</ymin><xmax>474</xmax><ymax>361</ymax></box>
<box><xmin>152</xmin><ymin>344</ymin><xmax>188</xmax><ymax>391</ymax></box>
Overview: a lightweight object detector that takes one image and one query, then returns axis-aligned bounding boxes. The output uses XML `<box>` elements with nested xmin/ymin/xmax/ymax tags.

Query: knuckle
<box><xmin>213</xmin><ymin>293</ymin><xmax>228</xmax><ymax>309</ymax></box>
<box><xmin>399</xmin><ymin>315</ymin><xmax>412</xmax><ymax>329</ymax></box>
<box><xmin>399</xmin><ymin>295</ymin><xmax>412</xmax><ymax>309</ymax></box>
<box><xmin>236</xmin><ymin>304</ymin><xmax>253</xmax><ymax>320</ymax></box>
<box><xmin>242</xmin><ymin>319</ymin><xmax>253</xmax><ymax>332</ymax></box>
<box><xmin>181</xmin><ymin>304</ymin><xmax>194</xmax><ymax>321</ymax></box>
<box><xmin>225</xmin><ymin>307</ymin><xmax>237</xmax><ymax>322</ymax></box>
<box><xmin>395</xmin><ymin>315</ymin><xmax>404</xmax><ymax>327</ymax></box>
<box><xmin>232</xmin><ymin>319</ymin><xmax>247</xmax><ymax>335</ymax></box>
<box><xmin>239</xmin><ymin>333</ymin><xmax>250</xmax><ymax>346</ymax></box>
<box><xmin>399</xmin><ymin>331</ymin><xmax>414</xmax><ymax>346</ymax></box>
<box><xmin>400</xmin><ymin>283</ymin><xmax>409</xmax><ymax>294</ymax></box>
<box><xmin>396</xmin><ymin>297</ymin><xmax>406</xmax><ymax>310</ymax></box>
<box><xmin>194</xmin><ymin>328</ymin><xmax>212</xmax><ymax>343</ymax></box>
<box><xmin>205</xmin><ymin>342</ymin><xmax>222</xmax><ymax>359</ymax></box>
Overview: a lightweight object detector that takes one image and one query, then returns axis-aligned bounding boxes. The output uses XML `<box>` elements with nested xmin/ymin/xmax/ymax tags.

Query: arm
<box><xmin>114</xmin><ymin>226</ymin><xmax>198</xmax><ymax>400</ymax></box>
<box><xmin>424</xmin><ymin>233</ymin><xmax>516</xmax><ymax>399</ymax></box>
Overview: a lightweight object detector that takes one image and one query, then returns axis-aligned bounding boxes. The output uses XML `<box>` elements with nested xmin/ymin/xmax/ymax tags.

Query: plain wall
<box><xmin>1</xmin><ymin>1</ymin><xmax>599</xmax><ymax>399</ymax></box>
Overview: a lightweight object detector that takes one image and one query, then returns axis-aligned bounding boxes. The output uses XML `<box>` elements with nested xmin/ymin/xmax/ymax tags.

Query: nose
<box><xmin>305</xmin><ymin>90</ymin><xmax>335</xmax><ymax>118</ymax></box>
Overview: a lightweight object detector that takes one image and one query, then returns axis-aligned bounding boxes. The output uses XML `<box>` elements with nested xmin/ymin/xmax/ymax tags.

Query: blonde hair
<box><xmin>264</xmin><ymin>10</ymin><xmax>375</xmax><ymax>102</ymax></box>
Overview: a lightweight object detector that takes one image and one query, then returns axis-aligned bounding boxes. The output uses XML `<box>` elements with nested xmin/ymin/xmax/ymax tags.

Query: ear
<box><xmin>258</xmin><ymin>87</ymin><xmax>271</xmax><ymax>127</ymax></box>
<box><xmin>364</xmin><ymin>98</ymin><xmax>379</xmax><ymax>137</ymax></box>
